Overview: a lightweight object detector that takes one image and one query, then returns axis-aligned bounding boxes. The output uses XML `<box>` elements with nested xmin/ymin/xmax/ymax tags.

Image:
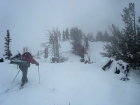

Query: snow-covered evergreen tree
<box><xmin>58</xmin><ymin>31</ymin><xmax>61</xmax><ymax>41</ymax></box>
<box><xmin>87</xmin><ymin>33</ymin><xmax>94</xmax><ymax>42</ymax></box>
<box><xmin>65</xmin><ymin>28</ymin><xmax>69</xmax><ymax>40</ymax></box>
<box><xmin>96</xmin><ymin>31</ymin><xmax>103</xmax><ymax>41</ymax></box>
<box><xmin>44</xmin><ymin>47</ymin><xmax>48</xmax><ymax>60</ymax></box>
<box><xmin>47</xmin><ymin>28</ymin><xmax>61</xmax><ymax>62</ymax></box>
<box><xmin>62</xmin><ymin>30</ymin><xmax>65</xmax><ymax>41</ymax></box>
<box><xmin>103</xmin><ymin>30</ymin><xmax>110</xmax><ymax>42</ymax></box>
<box><xmin>3</xmin><ymin>30</ymin><xmax>12</xmax><ymax>60</ymax></box>
<box><xmin>36</xmin><ymin>51</ymin><xmax>40</xmax><ymax>59</ymax></box>
<box><xmin>70</xmin><ymin>27</ymin><xmax>83</xmax><ymax>55</ymax></box>
<box><xmin>101</xmin><ymin>3</ymin><xmax>140</xmax><ymax>68</ymax></box>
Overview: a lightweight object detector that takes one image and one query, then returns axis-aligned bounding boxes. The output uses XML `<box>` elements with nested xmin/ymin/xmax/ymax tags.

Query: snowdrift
<box><xmin>0</xmin><ymin>41</ymin><xmax>140</xmax><ymax>105</ymax></box>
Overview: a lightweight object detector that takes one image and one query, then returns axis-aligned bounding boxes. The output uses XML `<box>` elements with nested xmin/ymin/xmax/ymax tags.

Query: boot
<box><xmin>26</xmin><ymin>78</ymin><xmax>28</xmax><ymax>83</ymax></box>
<box><xmin>21</xmin><ymin>83</ymin><xmax>24</xmax><ymax>87</ymax></box>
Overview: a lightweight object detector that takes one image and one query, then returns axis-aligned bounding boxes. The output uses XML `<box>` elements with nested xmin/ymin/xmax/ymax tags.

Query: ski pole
<box><xmin>11</xmin><ymin>70</ymin><xmax>20</xmax><ymax>85</ymax></box>
<box><xmin>38</xmin><ymin>66</ymin><xmax>40</xmax><ymax>84</ymax></box>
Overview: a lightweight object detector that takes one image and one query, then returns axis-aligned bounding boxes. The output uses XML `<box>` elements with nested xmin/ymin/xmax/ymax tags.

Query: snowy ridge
<box><xmin>0</xmin><ymin>41</ymin><xmax>140</xmax><ymax>105</ymax></box>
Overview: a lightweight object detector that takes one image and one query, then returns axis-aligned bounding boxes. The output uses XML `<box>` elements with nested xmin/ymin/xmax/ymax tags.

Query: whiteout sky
<box><xmin>0</xmin><ymin>0</ymin><xmax>140</xmax><ymax>57</ymax></box>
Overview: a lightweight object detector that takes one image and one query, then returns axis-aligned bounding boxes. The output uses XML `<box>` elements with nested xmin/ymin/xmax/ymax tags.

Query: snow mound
<box><xmin>0</xmin><ymin>41</ymin><xmax>140</xmax><ymax>105</ymax></box>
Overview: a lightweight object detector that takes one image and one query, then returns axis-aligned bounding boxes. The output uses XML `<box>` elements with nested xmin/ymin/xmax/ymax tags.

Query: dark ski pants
<box><xmin>80</xmin><ymin>52</ymin><xmax>84</xmax><ymax>59</ymax></box>
<box><xmin>19</xmin><ymin>66</ymin><xmax>28</xmax><ymax>84</ymax></box>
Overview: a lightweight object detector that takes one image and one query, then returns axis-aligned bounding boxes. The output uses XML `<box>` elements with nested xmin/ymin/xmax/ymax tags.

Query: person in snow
<box><xmin>79</xmin><ymin>46</ymin><xmax>88</xmax><ymax>59</ymax></box>
<box><xmin>19</xmin><ymin>52</ymin><xmax>39</xmax><ymax>86</ymax></box>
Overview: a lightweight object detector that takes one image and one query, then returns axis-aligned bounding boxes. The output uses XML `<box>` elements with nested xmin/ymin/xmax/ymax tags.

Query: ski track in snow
<box><xmin>0</xmin><ymin>41</ymin><xmax>140</xmax><ymax>105</ymax></box>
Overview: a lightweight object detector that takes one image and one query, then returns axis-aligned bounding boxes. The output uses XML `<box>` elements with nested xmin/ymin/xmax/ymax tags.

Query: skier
<box><xmin>79</xmin><ymin>46</ymin><xmax>88</xmax><ymax>62</ymax></box>
<box><xmin>19</xmin><ymin>52</ymin><xmax>39</xmax><ymax>87</ymax></box>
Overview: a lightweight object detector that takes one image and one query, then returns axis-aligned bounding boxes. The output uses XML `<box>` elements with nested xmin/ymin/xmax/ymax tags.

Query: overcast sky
<box><xmin>0</xmin><ymin>0</ymin><xmax>140</xmax><ymax>57</ymax></box>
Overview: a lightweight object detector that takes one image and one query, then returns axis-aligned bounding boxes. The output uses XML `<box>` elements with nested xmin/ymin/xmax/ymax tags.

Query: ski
<box><xmin>5</xmin><ymin>83</ymin><xmax>20</xmax><ymax>93</ymax></box>
<box><xmin>19</xmin><ymin>81</ymin><xmax>28</xmax><ymax>90</ymax></box>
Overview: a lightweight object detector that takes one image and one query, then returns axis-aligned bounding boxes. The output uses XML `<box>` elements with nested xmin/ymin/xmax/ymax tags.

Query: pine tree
<box><xmin>101</xmin><ymin>3</ymin><xmax>140</xmax><ymax>68</ymax></box>
<box><xmin>70</xmin><ymin>27</ymin><xmax>83</xmax><ymax>54</ymax></box>
<box><xmin>121</xmin><ymin>3</ymin><xmax>139</xmax><ymax>66</ymax></box>
<box><xmin>41</xmin><ymin>43</ymin><xmax>49</xmax><ymax>61</ymax></box>
<box><xmin>4</xmin><ymin>30</ymin><xmax>12</xmax><ymax>60</ymax></box>
<box><xmin>44</xmin><ymin>47</ymin><xmax>48</xmax><ymax>59</ymax></box>
<box><xmin>90</xmin><ymin>33</ymin><xmax>94</xmax><ymax>42</ymax></box>
<box><xmin>36</xmin><ymin>51</ymin><xmax>40</xmax><ymax>59</ymax></box>
<box><xmin>87</xmin><ymin>33</ymin><xmax>94</xmax><ymax>42</ymax></box>
<box><xmin>47</xmin><ymin>28</ymin><xmax>61</xmax><ymax>62</ymax></box>
<box><xmin>103</xmin><ymin>30</ymin><xmax>110</xmax><ymax>42</ymax></box>
<box><xmin>65</xmin><ymin>28</ymin><xmax>69</xmax><ymax>40</ymax></box>
<box><xmin>42</xmin><ymin>28</ymin><xmax>68</xmax><ymax>63</ymax></box>
<box><xmin>62</xmin><ymin>30</ymin><xmax>65</xmax><ymax>41</ymax></box>
<box><xmin>101</xmin><ymin>24</ymin><xmax>124</xmax><ymax>59</ymax></box>
<box><xmin>58</xmin><ymin>31</ymin><xmax>61</xmax><ymax>41</ymax></box>
<box><xmin>96</xmin><ymin>31</ymin><xmax>103</xmax><ymax>41</ymax></box>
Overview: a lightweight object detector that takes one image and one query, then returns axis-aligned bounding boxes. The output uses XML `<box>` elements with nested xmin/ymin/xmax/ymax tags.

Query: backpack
<box><xmin>20</xmin><ymin>52</ymin><xmax>32</xmax><ymax>67</ymax></box>
<box><xmin>22</xmin><ymin>52</ymin><xmax>32</xmax><ymax>61</ymax></box>
<box><xmin>11</xmin><ymin>52</ymin><xmax>32</xmax><ymax>67</ymax></box>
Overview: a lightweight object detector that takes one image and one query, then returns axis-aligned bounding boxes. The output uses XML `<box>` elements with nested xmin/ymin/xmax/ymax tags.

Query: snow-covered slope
<box><xmin>0</xmin><ymin>41</ymin><xmax>140</xmax><ymax>105</ymax></box>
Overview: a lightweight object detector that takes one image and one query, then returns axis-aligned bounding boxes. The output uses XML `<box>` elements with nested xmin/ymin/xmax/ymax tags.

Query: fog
<box><xmin>0</xmin><ymin>0</ymin><xmax>140</xmax><ymax>57</ymax></box>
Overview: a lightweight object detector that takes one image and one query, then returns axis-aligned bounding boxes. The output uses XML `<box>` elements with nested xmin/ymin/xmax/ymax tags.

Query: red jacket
<box><xmin>81</xmin><ymin>46</ymin><xmax>88</xmax><ymax>54</ymax></box>
<box><xmin>23</xmin><ymin>53</ymin><xmax>39</xmax><ymax>66</ymax></box>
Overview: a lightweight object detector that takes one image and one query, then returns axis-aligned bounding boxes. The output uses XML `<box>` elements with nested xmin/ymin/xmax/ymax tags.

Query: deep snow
<box><xmin>0</xmin><ymin>41</ymin><xmax>140</xmax><ymax>105</ymax></box>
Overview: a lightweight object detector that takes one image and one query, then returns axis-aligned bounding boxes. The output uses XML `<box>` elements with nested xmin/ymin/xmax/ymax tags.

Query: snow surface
<box><xmin>0</xmin><ymin>41</ymin><xmax>140</xmax><ymax>105</ymax></box>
